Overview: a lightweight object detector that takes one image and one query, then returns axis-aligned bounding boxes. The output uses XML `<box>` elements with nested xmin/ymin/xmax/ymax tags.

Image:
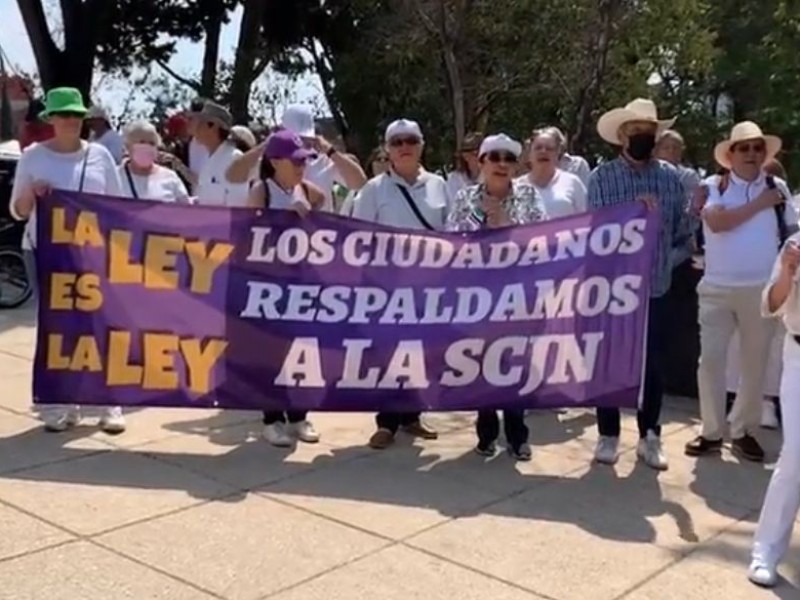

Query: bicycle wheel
<box><xmin>0</xmin><ymin>246</ymin><xmax>33</xmax><ymax>309</ymax></box>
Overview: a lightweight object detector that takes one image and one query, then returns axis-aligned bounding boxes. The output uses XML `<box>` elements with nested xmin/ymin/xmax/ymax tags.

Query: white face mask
<box><xmin>130</xmin><ymin>143</ymin><xmax>158</xmax><ymax>168</ymax></box>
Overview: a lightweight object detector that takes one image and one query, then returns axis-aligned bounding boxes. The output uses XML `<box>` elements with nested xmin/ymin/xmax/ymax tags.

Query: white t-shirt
<box><xmin>304</xmin><ymin>154</ymin><xmax>342</xmax><ymax>212</ymax></box>
<box><xmin>702</xmin><ymin>172</ymin><xmax>798</xmax><ymax>287</ymax></box>
<box><xmin>92</xmin><ymin>129</ymin><xmax>125</xmax><ymax>164</ymax></box>
<box><xmin>10</xmin><ymin>142</ymin><xmax>122</xmax><ymax>249</ymax></box>
<box><xmin>118</xmin><ymin>164</ymin><xmax>190</xmax><ymax>203</ymax></box>
<box><xmin>189</xmin><ymin>138</ymin><xmax>209</xmax><ymax>174</ymax></box>
<box><xmin>352</xmin><ymin>169</ymin><xmax>448</xmax><ymax>230</ymax></box>
<box><xmin>339</xmin><ymin>190</ymin><xmax>357</xmax><ymax>217</ymax></box>
<box><xmin>516</xmin><ymin>169</ymin><xmax>587</xmax><ymax>219</ymax></box>
<box><xmin>261</xmin><ymin>179</ymin><xmax>312</xmax><ymax>211</ymax></box>
<box><xmin>195</xmin><ymin>142</ymin><xmax>250</xmax><ymax>207</ymax></box>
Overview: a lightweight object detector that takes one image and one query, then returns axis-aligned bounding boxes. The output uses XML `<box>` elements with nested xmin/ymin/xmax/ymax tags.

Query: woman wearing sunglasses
<box><xmin>9</xmin><ymin>87</ymin><xmax>125</xmax><ymax>434</ymax></box>
<box><xmin>445</xmin><ymin>133</ymin><xmax>543</xmax><ymax>461</ymax></box>
<box><xmin>247</xmin><ymin>128</ymin><xmax>325</xmax><ymax>447</ymax></box>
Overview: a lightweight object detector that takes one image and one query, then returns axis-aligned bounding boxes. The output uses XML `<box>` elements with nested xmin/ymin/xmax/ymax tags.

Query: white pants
<box><xmin>753</xmin><ymin>334</ymin><xmax>800</xmax><ymax>565</ymax></box>
<box><xmin>697</xmin><ymin>282</ymin><xmax>775</xmax><ymax>439</ymax></box>
<box><xmin>726</xmin><ymin>324</ymin><xmax>784</xmax><ymax>398</ymax></box>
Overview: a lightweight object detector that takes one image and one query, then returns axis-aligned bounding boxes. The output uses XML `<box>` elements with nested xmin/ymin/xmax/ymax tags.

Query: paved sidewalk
<box><xmin>1</xmin><ymin>305</ymin><xmax>798</xmax><ymax>600</ymax></box>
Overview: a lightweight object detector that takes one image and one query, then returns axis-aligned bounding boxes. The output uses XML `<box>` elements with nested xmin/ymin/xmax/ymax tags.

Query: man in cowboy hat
<box><xmin>588</xmin><ymin>98</ymin><xmax>693</xmax><ymax>471</ymax></box>
<box><xmin>685</xmin><ymin>121</ymin><xmax>797</xmax><ymax>463</ymax></box>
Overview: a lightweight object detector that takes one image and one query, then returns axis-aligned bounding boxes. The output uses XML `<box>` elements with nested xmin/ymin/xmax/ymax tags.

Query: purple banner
<box><xmin>33</xmin><ymin>190</ymin><xmax>657</xmax><ymax>412</ymax></box>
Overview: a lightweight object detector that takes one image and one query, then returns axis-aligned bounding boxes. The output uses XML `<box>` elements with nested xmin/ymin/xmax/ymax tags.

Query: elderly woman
<box><xmin>247</xmin><ymin>129</ymin><xmax>325</xmax><ymax>447</ymax></box>
<box><xmin>119</xmin><ymin>120</ymin><xmax>190</xmax><ymax>203</ymax></box>
<box><xmin>446</xmin><ymin>133</ymin><xmax>543</xmax><ymax>461</ymax></box>
<box><xmin>9</xmin><ymin>87</ymin><xmax>125</xmax><ymax>434</ymax></box>
<box><xmin>446</xmin><ymin>132</ymin><xmax>483</xmax><ymax>202</ymax></box>
<box><xmin>517</xmin><ymin>127</ymin><xmax>587</xmax><ymax>219</ymax></box>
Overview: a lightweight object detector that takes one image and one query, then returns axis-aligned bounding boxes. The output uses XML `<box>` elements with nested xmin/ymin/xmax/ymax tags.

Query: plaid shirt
<box><xmin>446</xmin><ymin>181</ymin><xmax>543</xmax><ymax>231</ymax></box>
<box><xmin>588</xmin><ymin>157</ymin><xmax>692</xmax><ymax>297</ymax></box>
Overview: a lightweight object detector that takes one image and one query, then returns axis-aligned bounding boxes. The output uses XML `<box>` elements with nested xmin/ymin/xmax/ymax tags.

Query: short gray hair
<box><xmin>530</xmin><ymin>126</ymin><xmax>567</xmax><ymax>151</ymax></box>
<box><xmin>123</xmin><ymin>119</ymin><xmax>162</xmax><ymax>146</ymax></box>
<box><xmin>657</xmin><ymin>129</ymin><xmax>684</xmax><ymax>147</ymax></box>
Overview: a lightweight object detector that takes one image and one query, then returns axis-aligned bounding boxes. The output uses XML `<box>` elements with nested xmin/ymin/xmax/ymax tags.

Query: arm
<box><xmin>246</xmin><ymin>181</ymin><xmax>267</xmax><ymax>208</ymax></box>
<box><xmin>225</xmin><ymin>141</ymin><xmax>265</xmax><ymax>184</ymax></box>
<box><xmin>303</xmin><ymin>180</ymin><xmax>326</xmax><ymax>210</ymax></box>
<box><xmin>764</xmin><ymin>239</ymin><xmax>800</xmax><ymax>315</ymax></box>
<box><xmin>9</xmin><ymin>152</ymin><xmax>35</xmax><ymax>220</ymax></box>
<box><xmin>777</xmin><ymin>180</ymin><xmax>799</xmax><ymax>235</ymax></box>
<box><xmin>328</xmin><ymin>151</ymin><xmax>367</xmax><ymax>191</ymax></box>
<box><xmin>702</xmin><ymin>190</ymin><xmax>780</xmax><ymax>233</ymax></box>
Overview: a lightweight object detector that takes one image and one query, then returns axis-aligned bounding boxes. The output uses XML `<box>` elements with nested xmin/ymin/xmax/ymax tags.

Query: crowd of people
<box><xmin>8</xmin><ymin>86</ymin><xmax>800</xmax><ymax>589</ymax></box>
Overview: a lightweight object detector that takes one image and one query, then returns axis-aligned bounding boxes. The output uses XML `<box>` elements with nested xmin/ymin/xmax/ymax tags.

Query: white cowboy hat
<box><xmin>714</xmin><ymin>121</ymin><xmax>782</xmax><ymax>170</ymax></box>
<box><xmin>597</xmin><ymin>98</ymin><xmax>676</xmax><ymax>145</ymax></box>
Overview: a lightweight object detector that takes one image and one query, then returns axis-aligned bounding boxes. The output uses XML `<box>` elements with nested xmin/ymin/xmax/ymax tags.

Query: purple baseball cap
<box><xmin>264</xmin><ymin>129</ymin><xmax>314</xmax><ymax>163</ymax></box>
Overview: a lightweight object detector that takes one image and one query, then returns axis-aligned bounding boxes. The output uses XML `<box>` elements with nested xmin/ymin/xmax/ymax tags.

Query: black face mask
<box><xmin>626</xmin><ymin>133</ymin><xmax>656</xmax><ymax>161</ymax></box>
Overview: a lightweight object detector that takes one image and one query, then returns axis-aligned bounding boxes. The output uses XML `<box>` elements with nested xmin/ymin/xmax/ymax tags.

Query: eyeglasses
<box><xmin>734</xmin><ymin>142</ymin><xmax>766</xmax><ymax>154</ymax></box>
<box><xmin>50</xmin><ymin>112</ymin><xmax>84</xmax><ymax>119</ymax></box>
<box><xmin>389</xmin><ymin>137</ymin><xmax>421</xmax><ymax>147</ymax></box>
<box><xmin>485</xmin><ymin>151</ymin><xmax>517</xmax><ymax>164</ymax></box>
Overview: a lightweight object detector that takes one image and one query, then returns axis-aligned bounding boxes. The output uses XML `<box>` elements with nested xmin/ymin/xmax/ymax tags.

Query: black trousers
<box><xmin>476</xmin><ymin>409</ymin><xmax>529</xmax><ymax>448</ymax></box>
<box><xmin>375</xmin><ymin>411</ymin><xmax>421</xmax><ymax>434</ymax></box>
<box><xmin>597</xmin><ymin>296</ymin><xmax>667</xmax><ymax>438</ymax></box>
<box><xmin>263</xmin><ymin>411</ymin><xmax>307</xmax><ymax>425</ymax></box>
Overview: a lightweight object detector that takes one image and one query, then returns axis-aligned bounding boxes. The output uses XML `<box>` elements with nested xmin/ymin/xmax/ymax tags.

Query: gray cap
<box><xmin>198</xmin><ymin>101</ymin><xmax>233</xmax><ymax>131</ymax></box>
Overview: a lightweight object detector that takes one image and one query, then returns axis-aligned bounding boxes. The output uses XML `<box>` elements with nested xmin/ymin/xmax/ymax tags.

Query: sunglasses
<box><xmin>50</xmin><ymin>111</ymin><xmax>84</xmax><ymax>119</ymax></box>
<box><xmin>734</xmin><ymin>142</ymin><xmax>766</xmax><ymax>154</ymax></box>
<box><xmin>485</xmin><ymin>151</ymin><xmax>518</xmax><ymax>164</ymax></box>
<box><xmin>373</xmin><ymin>156</ymin><xmax>389</xmax><ymax>163</ymax></box>
<box><xmin>389</xmin><ymin>136</ymin><xmax>421</xmax><ymax>148</ymax></box>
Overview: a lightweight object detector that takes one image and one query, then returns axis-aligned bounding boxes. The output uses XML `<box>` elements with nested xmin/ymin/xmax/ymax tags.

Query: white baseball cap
<box><xmin>281</xmin><ymin>104</ymin><xmax>315</xmax><ymax>138</ymax></box>
<box><xmin>385</xmin><ymin>119</ymin><xmax>423</xmax><ymax>143</ymax></box>
<box><xmin>478</xmin><ymin>133</ymin><xmax>522</xmax><ymax>158</ymax></box>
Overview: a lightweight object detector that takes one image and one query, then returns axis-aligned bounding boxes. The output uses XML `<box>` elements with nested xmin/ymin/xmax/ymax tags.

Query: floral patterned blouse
<box><xmin>445</xmin><ymin>181</ymin><xmax>544</xmax><ymax>232</ymax></box>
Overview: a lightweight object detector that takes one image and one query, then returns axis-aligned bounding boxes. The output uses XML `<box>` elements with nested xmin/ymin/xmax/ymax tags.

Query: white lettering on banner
<box><xmin>336</xmin><ymin>339</ymin><xmax>429</xmax><ymax>389</ymax></box>
<box><xmin>245</xmin><ymin>226</ymin><xmax>338</xmax><ymax>265</ymax></box>
<box><xmin>274</xmin><ymin>338</ymin><xmax>325</xmax><ymax>387</ymax></box>
<box><xmin>238</xmin><ymin>276</ymin><xmax>642</xmax><ymax>325</ymax></box>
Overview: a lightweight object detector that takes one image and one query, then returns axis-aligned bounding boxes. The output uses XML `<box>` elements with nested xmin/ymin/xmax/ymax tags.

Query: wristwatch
<box><xmin>326</xmin><ymin>146</ymin><xmax>337</xmax><ymax>158</ymax></box>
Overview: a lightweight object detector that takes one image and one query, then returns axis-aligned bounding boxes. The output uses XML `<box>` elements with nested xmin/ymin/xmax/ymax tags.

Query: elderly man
<box><xmin>552</xmin><ymin>127</ymin><xmax>591</xmax><ymax>187</ymax></box>
<box><xmin>588</xmin><ymin>98</ymin><xmax>692</xmax><ymax>471</ymax></box>
<box><xmin>86</xmin><ymin>105</ymin><xmax>124</xmax><ymax>163</ymax></box>
<box><xmin>685</xmin><ymin>122</ymin><xmax>797</xmax><ymax>463</ymax></box>
<box><xmin>352</xmin><ymin>118</ymin><xmax>448</xmax><ymax>449</ymax></box>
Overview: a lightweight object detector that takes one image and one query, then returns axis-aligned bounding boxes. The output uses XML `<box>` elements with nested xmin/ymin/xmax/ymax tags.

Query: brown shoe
<box><xmin>684</xmin><ymin>436</ymin><xmax>723</xmax><ymax>457</ymax></box>
<box><xmin>369</xmin><ymin>428</ymin><xmax>395</xmax><ymax>449</ymax></box>
<box><xmin>401</xmin><ymin>420</ymin><xmax>438</xmax><ymax>440</ymax></box>
<box><xmin>732</xmin><ymin>434</ymin><xmax>765</xmax><ymax>462</ymax></box>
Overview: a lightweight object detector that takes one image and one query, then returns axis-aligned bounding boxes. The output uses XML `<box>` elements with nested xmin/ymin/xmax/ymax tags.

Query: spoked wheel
<box><xmin>0</xmin><ymin>246</ymin><xmax>33</xmax><ymax>309</ymax></box>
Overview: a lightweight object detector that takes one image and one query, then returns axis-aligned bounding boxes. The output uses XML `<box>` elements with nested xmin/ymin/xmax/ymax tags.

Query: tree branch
<box><xmin>155</xmin><ymin>58</ymin><xmax>201</xmax><ymax>91</ymax></box>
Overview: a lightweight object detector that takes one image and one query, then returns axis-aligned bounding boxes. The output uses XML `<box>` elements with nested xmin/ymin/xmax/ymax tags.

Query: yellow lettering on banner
<box><xmin>181</xmin><ymin>338</ymin><xmax>228</xmax><ymax>394</ymax></box>
<box><xmin>69</xmin><ymin>336</ymin><xmax>102</xmax><ymax>371</ymax></box>
<box><xmin>185</xmin><ymin>241</ymin><xmax>234</xmax><ymax>294</ymax></box>
<box><xmin>50</xmin><ymin>273</ymin><xmax>76</xmax><ymax>310</ymax></box>
<box><xmin>143</xmin><ymin>235</ymin><xmax>183</xmax><ymax>290</ymax></box>
<box><xmin>75</xmin><ymin>274</ymin><xmax>103</xmax><ymax>311</ymax></box>
<box><xmin>46</xmin><ymin>334</ymin><xmax>70</xmax><ymax>369</ymax></box>
<box><xmin>143</xmin><ymin>333</ymin><xmax>180</xmax><ymax>389</ymax></box>
<box><xmin>51</xmin><ymin>208</ymin><xmax>72</xmax><ymax>244</ymax></box>
<box><xmin>108</xmin><ymin>230</ymin><xmax>143</xmax><ymax>284</ymax></box>
<box><xmin>106</xmin><ymin>331</ymin><xmax>143</xmax><ymax>385</ymax></box>
<box><xmin>72</xmin><ymin>212</ymin><xmax>104</xmax><ymax>247</ymax></box>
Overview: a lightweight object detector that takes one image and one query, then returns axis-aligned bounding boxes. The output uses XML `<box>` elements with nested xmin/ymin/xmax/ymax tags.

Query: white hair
<box><xmin>123</xmin><ymin>119</ymin><xmax>162</xmax><ymax>146</ymax></box>
<box><xmin>657</xmin><ymin>129</ymin><xmax>685</xmax><ymax>147</ymax></box>
<box><xmin>530</xmin><ymin>126</ymin><xmax>567</xmax><ymax>151</ymax></box>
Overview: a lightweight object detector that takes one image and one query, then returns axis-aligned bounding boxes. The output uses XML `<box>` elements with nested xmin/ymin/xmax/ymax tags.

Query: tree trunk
<box><xmin>229</xmin><ymin>0</ymin><xmax>266</xmax><ymax>122</ymax></box>
<box><xmin>16</xmin><ymin>0</ymin><xmax>61</xmax><ymax>90</ymax></box>
<box><xmin>200</xmin><ymin>5</ymin><xmax>224</xmax><ymax>97</ymax></box>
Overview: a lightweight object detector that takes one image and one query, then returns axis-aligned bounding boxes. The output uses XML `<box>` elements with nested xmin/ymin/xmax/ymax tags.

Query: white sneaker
<box><xmin>761</xmin><ymin>400</ymin><xmax>780</xmax><ymax>430</ymax></box>
<box><xmin>748</xmin><ymin>560</ymin><xmax>777</xmax><ymax>588</ymax></box>
<box><xmin>289</xmin><ymin>420</ymin><xmax>320</xmax><ymax>443</ymax></box>
<box><xmin>263</xmin><ymin>422</ymin><xmax>293</xmax><ymax>447</ymax></box>
<box><xmin>43</xmin><ymin>406</ymin><xmax>81</xmax><ymax>432</ymax></box>
<box><xmin>637</xmin><ymin>431</ymin><xmax>668</xmax><ymax>471</ymax></box>
<box><xmin>99</xmin><ymin>407</ymin><xmax>126</xmax><ymax>434</ymax></box>
<box><xmin>594</xmin><ymin>436</ymin><xmax>620</xmax><ymax>465</ymax></box>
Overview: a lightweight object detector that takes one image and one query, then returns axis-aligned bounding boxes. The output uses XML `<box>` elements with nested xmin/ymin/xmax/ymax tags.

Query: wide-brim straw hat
<box><xmin>597</xmin><ymin>98</ymin><xmax>676</xmax><ymax>145</ymax></box>
<box><xmin>714</xmin><ymin>121</ymin><xmax>782</xmax><ymax>170</ymax></box>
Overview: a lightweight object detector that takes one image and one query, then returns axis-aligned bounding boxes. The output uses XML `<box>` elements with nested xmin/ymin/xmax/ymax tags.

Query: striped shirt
<box><xmin>587</xmin><ymin>156</ymin><xmax>691</xmax><ymax>297</ymax></box>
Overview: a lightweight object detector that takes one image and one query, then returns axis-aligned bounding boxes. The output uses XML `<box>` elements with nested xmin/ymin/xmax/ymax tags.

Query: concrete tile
<box><xmin>0</xmin><ymin>502</ymin><xmax>74</xmax><ymax>561</ymax></box>
<box><xmin>0</xmin><ymin>449</ymin><xmax>234</xmax><ymax>535</ymax></box>
<box><xmin>97</xmin><ymin>494</ymin><xmax>387</xmax><ymax>600</ymax></box>
<box><xmin>0</xmin><ymin>372</ymin><xmax>34</xmax><ymax>416</ymax></box>
<box><xmin>407</xmin><ymin>466</ymin><xmax>745</xmax><ymax>600</ymax></box>
<box><xmin>0</xmin><ymin>541</ymin><xmax>216</xmax><ymax>599</ymax></box>
<box><xmin>259</xmin><ymin>450</ymin><xmax>508</xmax><ymax>540</ymax></box>
<box><xmin>0</xmin><ymin>411</ymin><xmax>110</xmax><ymax>475</ymax></box>
<box><xmin>622</xmin><ymin>554</ymin><xmax>793</xmax><ymax>600</ymax></box>
<box><xmin>135</xmin><ymin>422</ymin><xmax>370</xmax><ymax>491</ymax></box>
<box><xmin>269</xmin><ymin>545</ymin><xmax>545</xmax><ymax>600</ymax></box>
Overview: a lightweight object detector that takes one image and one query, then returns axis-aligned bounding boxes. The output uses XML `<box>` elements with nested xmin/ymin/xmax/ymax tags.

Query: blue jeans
<box><xmin>597</xmin><ymin>296</ymin><xmax>667</xmax><ymax>438</ymax></box>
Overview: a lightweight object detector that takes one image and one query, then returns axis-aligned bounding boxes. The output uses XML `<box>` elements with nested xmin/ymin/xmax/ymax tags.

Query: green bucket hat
<box><xmin>39</xmin><ymin>87</ymin><xmax>88</xmax><ymax>120</ymax></box>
